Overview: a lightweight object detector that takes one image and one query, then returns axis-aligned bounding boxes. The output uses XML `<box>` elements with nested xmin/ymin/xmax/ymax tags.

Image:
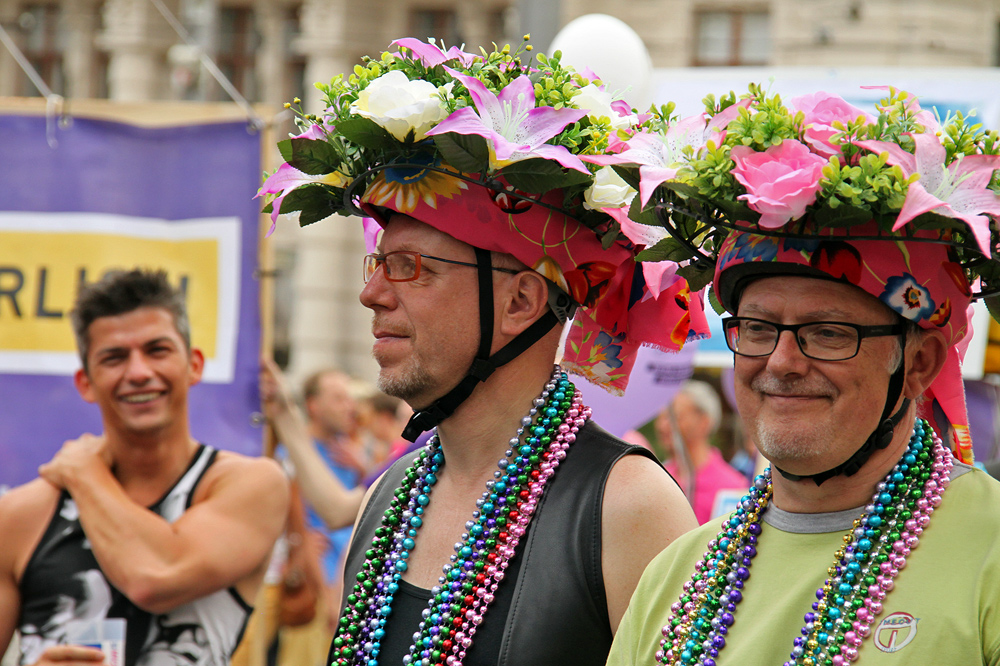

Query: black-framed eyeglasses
<box><xmin>721</xmin><ymin>316</ymin><xmax>905</xmax><ymax>361</ymax></box>
<box><xmin>363</xmin><ymin>250</ymin><xmax>521</xmax><ymax>284</ymax></box>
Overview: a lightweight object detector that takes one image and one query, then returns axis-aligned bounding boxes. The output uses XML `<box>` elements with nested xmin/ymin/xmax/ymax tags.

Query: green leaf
<box><xmin>812</xmin><ymin>204</ymin><xmax>873</xmax><ymax>228</ymax></box>
<box><xmin>433</xmin><ymin>133</ymin><xmax>489</xmax><ymax>173</ymax></box>
<box><xmin>277</xmin><ymin>139</ymin><xmax>293</xmax><ymax>163</ymax></box>
<box><xmin>628</xmin><ymin>193</ymin><xmax>661</xmax><ymax>227</ymax></box>
<box><xmin>275</xmin><ymin>186</ymin><xmax>321</xmax><ymax>215</ymax></box>
<box><xmin>287</xmin><ymin>138</ymin><xmax>343</xmax><ymax>176</ymax></box>
<box><xmin>985</xmin><ymin>294</ymin><xmax>1000</xmax><ymax>325</ymax></box>
<box><xmin>601</xmin><ymin>224</ymin><xmax>620</xmax><ymax>250</ymax></box>
<box><xmin>908</xmin><ymin>211</ymin><xmax>966</xmax><ymax>231</ymax></box>
<box><xmin>713</xmin><ymin>197</ymin><xmax>758</xmax><ymax>223</ymax></box>
<box><xmin>659</xmin><ymin>181</ymin><xmax>702</xmax><ymax>200</ymax></box>
<box><xmin>610</xmin><ymin>165</ymin><xmax>641</xmax><ymax>191</ymax></box>
<box><xmin>297</xmin><ymin>192</ymin><xmax>339</xmax><ymax>226</ymax></box>
<box><xmin>677</xmin><ymin>262</ymin><xmax>715</xmax><ymax>292</ymax></box>
<box><xmin>335</xmin><ymin>116</ymin><xmax>399</xmax><ymax>150</ymax></box>
<box><xmin>635</xmin><ymin>236</ymin><xmax>693</xmax><ymax>263</ymax></box>
<box><xmin>707</xmin><ymin>285</ymin><xmax>725</xmax><ymax>315</ymax></box>
<box><xmin>499</xmin><ymin>159</ymin><xmax>591</xmax><ymax>193</ymax></box>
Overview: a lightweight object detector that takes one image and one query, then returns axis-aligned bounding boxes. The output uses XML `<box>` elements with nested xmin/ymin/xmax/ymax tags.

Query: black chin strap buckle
<box><xmin>468</xmin><ymin>358</ymin><xmax>496</xmax><ymax>382</ymax></box>
<box><xmin>401</xmin><ymin>403</ymin><xmax>450</xmax><ymax>442</ymax></box>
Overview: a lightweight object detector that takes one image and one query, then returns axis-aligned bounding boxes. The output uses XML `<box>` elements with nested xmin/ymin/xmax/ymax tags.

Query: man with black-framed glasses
<box><xmin>609</xmin><ymin>223</ymin><xmax>1000</xmax><ymax>666</ymax></box>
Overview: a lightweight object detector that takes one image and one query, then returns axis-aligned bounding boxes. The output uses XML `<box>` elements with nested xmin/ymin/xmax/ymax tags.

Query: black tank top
<box><xmin>17</xmin><ymin>444</ymin><xmax>252</xmax><ymax>666</ymax></box>
<box><xmin>335</xmin><ymin>421</ymin><xmax>668</xmax><ymax>666</ymax></box>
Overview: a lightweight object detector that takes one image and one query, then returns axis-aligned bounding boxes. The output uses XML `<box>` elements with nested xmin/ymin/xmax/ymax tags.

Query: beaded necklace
<box><xmin>656</xmin><ymin>419</ymin><xmax>952</xmax><ymax>666</ymax></box>
<box><xmin>331</xmin><ymin>366</ymin><xmax>590</xmax><ymax>666</ymax></box>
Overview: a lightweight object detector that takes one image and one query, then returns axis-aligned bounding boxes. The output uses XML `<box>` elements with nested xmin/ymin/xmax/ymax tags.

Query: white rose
<box><xmin>351</xmin><ymin>70</ymin><xmax>450</xmax><ymax>141</ymax></box>
<box><xmin>574</xmin><ymin>83</ymin><xmax>631</xmax><ymax>131</ymax></box>
<box><xmin>584</xmin><ymin>166</ymin><xmax>637</xmax><ymax>210</ymax></box>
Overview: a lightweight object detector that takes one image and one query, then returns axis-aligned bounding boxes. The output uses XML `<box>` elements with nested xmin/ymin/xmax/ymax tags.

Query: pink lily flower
<box><xmin>582</xmin><ymin>101</ymin><xmax>749</xmax><ymax>206</ymax></box>
<box><xmin>294</xmin><ymin>123</ymin><xmax>328</xmax><ymax>141</ymax></box>
<box><xmin>361</xmin><ymin>216</ymin><xmax>382</xmax><ymax>253</ymax></box>
<box><xmin>255</xmin><ymin>162</ymin><xmax>348</xmax><ymax>233</ymax></box>
<box><xmin>391</xmin><ymin>38</ymin><xmax>479</xmax><ymax>67</ymax></box>
<box><xmin>857</xmin><ymin>132</ymin><xmax>1000</xmax><ymax>254</ymax></box>
<box><xmin>424</xmin><ymin>69</ymin><xmax>589</xmax><ymax>173</ymax></box>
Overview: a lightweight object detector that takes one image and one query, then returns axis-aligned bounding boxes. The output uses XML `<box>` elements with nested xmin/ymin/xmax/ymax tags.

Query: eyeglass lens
<box><xmin>364</xmin><ymin>252</ymin><xmax>420</xmax><ymax>283</ymax></box>
<box><xmin>728</xmin><ymin>320</ymin><xmax>860</xmax><ymax>360</ymax></box>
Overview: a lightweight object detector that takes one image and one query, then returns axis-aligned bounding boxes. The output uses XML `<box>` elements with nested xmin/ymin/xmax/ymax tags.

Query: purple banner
<box><xmin>0</xmin><ymin>113</ymin><xmax>262</xmax><ymax>490</ymax></box>
<box><xmin>576</xmin><ymin>342</ymin><xmax>697</xmax><ymax>437</ymax></box>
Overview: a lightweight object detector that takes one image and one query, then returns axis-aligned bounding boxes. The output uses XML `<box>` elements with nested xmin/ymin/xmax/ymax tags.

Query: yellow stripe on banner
<box><xmin>0</xmin><ymin>231</ymin><xmax>219</xmax><ymax>358</ymax></box>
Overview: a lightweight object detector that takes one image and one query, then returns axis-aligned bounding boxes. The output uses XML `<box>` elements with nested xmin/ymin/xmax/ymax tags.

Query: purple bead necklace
<box><xmin>656</xmin><ymin>419</ymin><xmax>951</xmax><ymax>666</ymax></box>
<box><xmin>331</xmin><ymin>366</ymin><xmax>590</xmax><ymax>666</ymax></box>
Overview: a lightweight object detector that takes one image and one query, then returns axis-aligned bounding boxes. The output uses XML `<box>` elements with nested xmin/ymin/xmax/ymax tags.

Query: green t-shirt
<box><xmin>608</xmin><ymin>464</ymin><xmax>1000</xmax><ymax>666</ymax></box>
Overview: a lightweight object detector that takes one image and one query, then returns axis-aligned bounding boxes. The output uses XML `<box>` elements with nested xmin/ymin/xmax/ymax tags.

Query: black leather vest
<box><xmin>337</xmin><ymin>420</ymin><xmax>664</xmax><ymax>666</ymax></box>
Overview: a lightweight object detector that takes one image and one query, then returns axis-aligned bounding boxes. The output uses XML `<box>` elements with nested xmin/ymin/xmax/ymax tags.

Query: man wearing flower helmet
<box><xmin>605</xmin><ymin>86</ymin><xmax>1000</xmax><ymax>665</ymax></box>
<box><xmin>258</xmin><ymin>39</ymin><xmax>701</xmax><ymax>666</ymax></box>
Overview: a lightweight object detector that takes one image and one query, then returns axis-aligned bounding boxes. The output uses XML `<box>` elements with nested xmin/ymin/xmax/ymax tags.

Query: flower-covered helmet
<box><xmin>616</xmin><ymin>84</ymin><xmax>1000</xmax><ymax>479</ymax></box>
<box><xmin>258</xmin><ymin>37</ymin><xmax>711</xmax><ymax>438</ymax></box>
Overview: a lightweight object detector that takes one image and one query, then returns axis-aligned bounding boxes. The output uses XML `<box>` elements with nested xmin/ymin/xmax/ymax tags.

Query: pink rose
<box><xmin>790</xmin><ymin>92</ymin><xmax>874</xmax><ymax>159</ymax></box>
<box><xmin>731</xmin><ymin>139</ymin><xmax>827</xmax><ymax>229</ymax></box>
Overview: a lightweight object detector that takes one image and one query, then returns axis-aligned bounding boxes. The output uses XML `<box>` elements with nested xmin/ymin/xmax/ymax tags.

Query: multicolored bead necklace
<box><xmin>331</xmin><ymin>365</ymin><xmax>590</xmax><ymax>666</ymax></box>
<box><xmin>656</xmin><ymin>419</ymin><xmax>952</xmax><ymax>666</ymax></box>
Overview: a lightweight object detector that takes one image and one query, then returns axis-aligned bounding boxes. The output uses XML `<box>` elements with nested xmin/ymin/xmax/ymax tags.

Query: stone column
<box><xmin>96</xmin><ymin>0</ymin><xmax>177</xmax><ymax>100</ymax></box>
<box><xmin>292</xmin><ymin>0</ymin><xmax>348</xmax><ymax>114</ymax></box>
<box><xmin>63</xmin><ymin>0</ymin><xmax>98</xmax><ymax>99</ymax></box>
<box><xmin>253</xmin><ymin>0</ymin><xmax>285</xmax><ymax>109</ymax></box>
<box><xmin>284</xmin><ymin>215</ymin><xmax>380</xmax><ymax>387</ymax></box>
<box><xmin>282</xmin><ymin>0</ymin><xmax>379</xmax><ymax>384</ymax></box>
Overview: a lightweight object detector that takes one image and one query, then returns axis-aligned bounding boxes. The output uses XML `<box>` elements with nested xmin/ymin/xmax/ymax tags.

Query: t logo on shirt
<box><xmin>874</xmin><ymin>612</ymin><xmax>919</xmax><ymax>653</ymax></box>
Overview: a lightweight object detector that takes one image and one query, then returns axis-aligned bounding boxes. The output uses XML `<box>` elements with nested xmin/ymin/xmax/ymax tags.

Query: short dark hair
<box><xmin>71</xmin><ymin>268</ymin><xmax>190</xmax><ymax>369</ymax></box>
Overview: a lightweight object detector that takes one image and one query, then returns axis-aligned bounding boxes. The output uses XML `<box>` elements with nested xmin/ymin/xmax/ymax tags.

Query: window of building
<box><xmin>17</xmin><ymin>3</ymin><xmax>65</xmax><ymax>96</ymax></box>
<box><xmin>694</xmin><ymin>9</ymin><xmax>770</xmax><ymax>66</ymax></box>
<box><xmin>410</xmin><ymin>8</ymin><xmax>459</xmax><ymax>46</ymax></box>
<box><xmin>217</xmin><ymin>5</ymin><xmax>258</xmax><ymax>101</ymax></box>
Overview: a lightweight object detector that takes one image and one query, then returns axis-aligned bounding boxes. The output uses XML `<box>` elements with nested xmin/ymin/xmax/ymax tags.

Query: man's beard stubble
<box><xmin>748</xmin><ymin>373</ymin><xmax>838</xmax><ymax>464</ymax></box>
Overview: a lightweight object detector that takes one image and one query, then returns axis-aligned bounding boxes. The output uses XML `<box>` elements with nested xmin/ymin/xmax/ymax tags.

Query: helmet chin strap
<box><xmin>774</xmin><ymin>333</ymin><xmax>910</xmax><ymax>486</ymax></box>
<box><xmin>400</xmin><ymin>248</ymin><xmax>559</xmax><ymax>442</ymax></box>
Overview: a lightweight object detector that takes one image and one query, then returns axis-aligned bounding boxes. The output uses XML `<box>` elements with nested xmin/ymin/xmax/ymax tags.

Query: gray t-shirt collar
<box><xmin>761</xmin><ymin>461</ymin><xmax>972</xmax><ymax>533</ymax></box>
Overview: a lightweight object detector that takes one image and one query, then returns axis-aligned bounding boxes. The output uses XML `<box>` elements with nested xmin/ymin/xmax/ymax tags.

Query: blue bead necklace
<box><xmin>656</xmin><ymin>420</ymin><xmax>951</xmax><ymax>666</ymax></box>
<box><xmin>331</xmin><ymin>366</ymin><xmax>587</xmax><ymax>666</ymax></box>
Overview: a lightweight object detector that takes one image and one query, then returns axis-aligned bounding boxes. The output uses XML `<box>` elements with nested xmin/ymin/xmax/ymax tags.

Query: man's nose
<box><xmin>360</xmin><ymin>265</ymin><xmax>396</xmax><ymax>310</ymax></box>
<box><xmin>124</xmin><ymin>351</ymin><xmax>154</xmax><ymax>383</ymax></box>
<box><xmin>765</xmin><ymin>330</ymin><xmax>810</xmax><ymax>376</ymax></box>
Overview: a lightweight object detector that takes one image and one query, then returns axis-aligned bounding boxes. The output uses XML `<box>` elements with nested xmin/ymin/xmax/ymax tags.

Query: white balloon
<box><xmin>548</xmin><ymin>13</ymin><xmax>654</xmax><ymax>112</ymax></box>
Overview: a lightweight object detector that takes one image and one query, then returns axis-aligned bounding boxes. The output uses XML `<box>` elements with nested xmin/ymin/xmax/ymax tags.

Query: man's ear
<box><xmin>74</xmin><ymin>368</ymin><xmax>97</xmax><ymax>403</ymax></box>
<box><xmin>187</xmin><ymin>348</ymin><xmax>205</xmax><ymax>387</ymax></box>
<box><xmin>904</xmin><ymin>329</ymin><xmax>948</xmax><ymax>400</ymax></box>
<box><xmin>497</xmin><ymin>270</ymin><xmax>550</xmax><ymax>337</ymax></box>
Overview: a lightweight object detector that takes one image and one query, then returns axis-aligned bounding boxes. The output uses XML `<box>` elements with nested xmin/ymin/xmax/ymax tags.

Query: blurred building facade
<box><xmin>3</xmin><ymin>0</ymin><xmax>999</xmax><ymax>383</ymax></box>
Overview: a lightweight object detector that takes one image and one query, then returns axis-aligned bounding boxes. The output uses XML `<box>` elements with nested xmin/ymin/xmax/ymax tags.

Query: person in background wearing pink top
<box><xmin>657</xmin><ymin>380</ymin><xmax>749</xmax><ymax>524</ymax></box>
